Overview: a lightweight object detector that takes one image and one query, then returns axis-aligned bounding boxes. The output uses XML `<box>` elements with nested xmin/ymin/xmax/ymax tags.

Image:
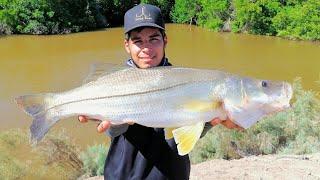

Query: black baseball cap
<box><xmin>124</xmin><ymin>4</ymin><xmax>165</xmax><ymax>34</ymax></box>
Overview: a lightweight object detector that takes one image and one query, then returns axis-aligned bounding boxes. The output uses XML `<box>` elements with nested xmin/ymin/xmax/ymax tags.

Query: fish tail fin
<box><xmin>15</xmin><ymin>94</ymin><xmax>49</xmax><ymax>116</ymax></box>
<box><xmin>15</xmin><ymin>94</ymin><xmax>55</xmax><ymax>145</ymax></box>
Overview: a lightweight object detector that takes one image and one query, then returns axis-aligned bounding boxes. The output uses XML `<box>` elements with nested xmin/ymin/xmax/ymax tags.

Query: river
<box><xmin>0</xmin><ymin>24</ymin><xmax>319</xmax><ymax>148</ymax></box>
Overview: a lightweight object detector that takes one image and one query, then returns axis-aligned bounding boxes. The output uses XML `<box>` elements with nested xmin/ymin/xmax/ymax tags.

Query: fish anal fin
<box><xmin>164</xmin><ymin>127</ymin><xmax>177</xmax><ymax>139</ymax></box>
<box><xmin>173</xmin><ymin>122</ymin><xmax>205</xmax><ymax>156</ymax></box>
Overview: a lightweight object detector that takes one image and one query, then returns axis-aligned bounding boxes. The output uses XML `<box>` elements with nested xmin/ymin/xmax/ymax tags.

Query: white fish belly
<box><xmin>50</xmin><ymin>82</ymin><xmax>223</xmax><ymax>127</ymax></box>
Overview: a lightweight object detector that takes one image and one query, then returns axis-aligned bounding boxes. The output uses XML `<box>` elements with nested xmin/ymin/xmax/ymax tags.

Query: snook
<box><xmin>15</xmin><ymin>66</ymin><xmax>292</xmax><ymax>155</ymax></box>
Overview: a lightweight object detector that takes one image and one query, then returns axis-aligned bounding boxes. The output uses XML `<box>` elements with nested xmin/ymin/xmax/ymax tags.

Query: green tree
<box><xmin>196</xmin><ymin>0</ymin><xmax>230</xmax><ymax>31</ymax></box>
<box><xmin>141</xmin><ymin>0</ymin><xmax>175</xmax><ymax>22</ymax></box>
<box><xmin>232</xmin><ymin>0</ymin><xmax>281</xmax><ymax>35</ymax></box>
<box><xmin>170</xmin><ymin>0</ymin><xmax>198</xmax><ymax>24</ymax></box>
<box><xmin>0</xmin><ymin>0</ymin><xmax>54</xmax><ymax>34</ymax></box>
<box><xmin>272</xmin><ymin>0</ymin><xmax>320</xmax><ymax>40</ymax></box>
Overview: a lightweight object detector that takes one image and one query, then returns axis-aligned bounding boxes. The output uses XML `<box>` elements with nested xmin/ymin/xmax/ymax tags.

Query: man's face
<box><xmin>124</xmin><ymin>27</ymin><xmax>167</xmax><ymax>69</ymax></box>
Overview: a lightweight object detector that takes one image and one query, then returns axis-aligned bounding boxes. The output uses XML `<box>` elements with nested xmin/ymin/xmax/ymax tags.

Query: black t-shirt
<box><xmin>104</xmin><ymin>124</ymin><xmax>190</xmax><ymax>180</ymax></box>
<box><xmin>104</xmin><ymin>58</ymin><xmax>211</xmax><ymax>180</ymax></box>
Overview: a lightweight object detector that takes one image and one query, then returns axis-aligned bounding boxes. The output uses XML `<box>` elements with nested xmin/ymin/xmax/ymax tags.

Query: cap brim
<box><xmin>124</xmin><ymin>23</ymin><xmax>165</xmax><ymax>33</ymax></box>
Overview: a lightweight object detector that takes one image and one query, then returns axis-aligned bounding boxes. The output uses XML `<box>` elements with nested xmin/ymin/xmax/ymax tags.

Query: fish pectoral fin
<box><xmin>122</xmin><ymin>119</ymin><xmax>135</xmax><ymax>125</ymax></box>
<box><xmin>224</xmin><ymin>100</ymin><xmax>264</xmax><ymax>129</ymax></box>
<box><xmin>164</xmin><ymin>127</ymin><xmax>177</xmax><ymax>139</ymax></box>
<box><xmin>182</xmin><ymin>100</ymin><xmax>223</xmax><ymax>112</ymax></box>
<box><xmin>173</xmin><ymin>122</ymin><xmax>205</xmax><ymax>156</ymax></box>
<box><xmin>83</xmin><ymin>63</ymin><xmax>129</xmax><ymax>84</ymax></box>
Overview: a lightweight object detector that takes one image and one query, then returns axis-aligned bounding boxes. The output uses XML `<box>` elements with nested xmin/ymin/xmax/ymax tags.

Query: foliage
<box><xmin>232</xmin><ymin>0</ymin><xmax>281</xmax><ymax>35</ymax></box>
<box><xmin>190</xmin><ymin>79</ymin><xmax>320</xmax><ymax>163</ymax></box>
<box><xmin>105</xmin><ymin>0</ymin><xmax>136</xmax><ymax>26</ymax></box>
<box><xmin>1</xmin><ymin>0</ymin><xmax>319</xmax><ymax>40</ymax></box>
<box><xmin>171</xmin><ymin>0</ymin><xmax>230</xmax><ymax>31</ymax></box>
<box><xmin>0</xmin><ymin>129</ymin><xmax>28</xmax><ymax>179</ymax></box>
<box><xmin>0</xmin><ymin>22</ymin><xmax>11</xmax><ymax>34</ymax></box>
<box><xmin>0</xmin><ymin>0</ymin><xmax>134</xmax><ymax>34</ymax></box>
<box><xmin>170</xmin><ymin>0</ymin><xmax>198</xmax><ymax>24</ymax></box>
<box><xmin>196</xmin><ymin>0</ymin><xmax>230</xmax><ymax>31</ymax></box>
<box><xmin>0</xmin><ymin>151</ymin><xmax>26</xmax><ymax>180</ymax></box>
<box><xmin>80</xmin><ymin>144</ymin><xmax>109</xmax><ymax>176</ymax></box>
<box><xmin>0</xmin><ymin>0</ymin><xmax>53</xmax><ymax>34</ymax></box>
<box><xmin>0</xmin><ymin>129</ymin><xmax>83</xmax><ymax>179</ymax></box>
<box><xmin>141</xmin><ymin>0</ymin><xmax>175</xmax><ymax>22</ymax></box>
<box><xmin>35</xmin><ymin>130</ymin><xmax>84</xmax><ymax>179</ymax></box>
<box><xmin>272</xmin><ymin>0</ymin><xmax>320</xmax><ymax>40</ymax></box>
<box><xmin>231</xmin><ymin>0</ymin><xmax>320</xmax><ymax>40</ymax></box>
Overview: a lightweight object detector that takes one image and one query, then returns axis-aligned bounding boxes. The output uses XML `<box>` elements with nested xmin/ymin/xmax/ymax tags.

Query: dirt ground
<box><xmin>190</xmin><ymin>153</ymin><xmax>320</xmax><ymax>180</ymax></box>
<box><xmin>85</xmin><ymin>153</ymin><xmax>320</xmax><ymax>180</ymax></box>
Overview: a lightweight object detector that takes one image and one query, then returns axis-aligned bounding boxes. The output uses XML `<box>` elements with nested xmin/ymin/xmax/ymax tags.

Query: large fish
<box><xmin>15</xmin><ymin>65</ymin><xmax>292</xmax><ymax>155</ymax></box>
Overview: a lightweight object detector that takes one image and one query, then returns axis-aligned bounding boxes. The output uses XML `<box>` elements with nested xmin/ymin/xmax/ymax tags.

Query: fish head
<box><xmin>219</xmin><ymin>76</ymin><xmax>292</xmax><ymax>128</ymax></box>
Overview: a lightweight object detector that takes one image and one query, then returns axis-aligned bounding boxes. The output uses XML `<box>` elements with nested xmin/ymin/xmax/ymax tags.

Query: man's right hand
<box><xmin>78</xmin><ymin>115</ymin><xmax>111</xmax><ymax>133</ymax></box>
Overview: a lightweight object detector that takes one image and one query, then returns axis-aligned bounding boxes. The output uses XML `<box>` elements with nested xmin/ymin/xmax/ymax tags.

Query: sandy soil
<box><xmin>85</xmin><ymin>153</ymin><xmax>320</xmax><ymax>180</ymax></box>
<box><xmin>190</xmin><ymin>153</ymin><xmax>320</xmax><ymax>180</ymax></box>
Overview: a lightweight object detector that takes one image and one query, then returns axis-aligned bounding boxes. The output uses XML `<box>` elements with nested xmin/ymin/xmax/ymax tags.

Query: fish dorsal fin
<box><xmin>173</xmin><ymin>122</ymin><xmax>205</xmax><ymax>156</ymax></box>
<box><xmin>83</xmin><ymin>63</ymin><xmax>129</xmax><ymax>84</ymax></box>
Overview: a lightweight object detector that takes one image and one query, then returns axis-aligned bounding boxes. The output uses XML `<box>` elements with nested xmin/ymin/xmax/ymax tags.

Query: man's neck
<box><xmin>126</xmin><ymin>57</ymin><xmax>170</xmax><ymax>68</ymax></box>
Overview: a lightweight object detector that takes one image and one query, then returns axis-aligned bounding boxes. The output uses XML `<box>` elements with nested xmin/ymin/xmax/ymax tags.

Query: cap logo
<box><xmin>135</xmin><ymin>6</ymin><xmax>152</xmax><ymax>21</ymax></box>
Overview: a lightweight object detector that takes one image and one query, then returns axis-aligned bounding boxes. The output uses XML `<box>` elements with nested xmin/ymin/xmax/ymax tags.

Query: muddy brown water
<box><xmin>0</xmin><ymin>24</ymin><xmax>319</xmax><ymax>148</ymax></box>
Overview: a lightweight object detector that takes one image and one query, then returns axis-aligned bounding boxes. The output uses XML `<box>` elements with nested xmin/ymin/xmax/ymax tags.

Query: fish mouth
<box><xmin>284</xmin><ymin>82</ymin><xmax>293</xmax><ymax>100</ymax></box>
<box><xmin>273</xmin><ymin>82</ymin><xmax>293</xmax><ymax>109</ymax></box>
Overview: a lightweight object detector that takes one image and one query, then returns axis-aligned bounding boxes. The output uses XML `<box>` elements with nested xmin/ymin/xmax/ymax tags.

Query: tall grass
<box><xmin>190</xmin><ymin>79</ymin><xmax>320</xmax><ymax>163</ymax></box>
<box><xmin>0</xmin><ymin>129</ymin><xmax>28</xmax><ymax>179</ymax></box>
<box><xmin>0</xmin><ymin>129</ymin><xmax>84</xmax><ymax>179</ymax></box>
<box><xmin>80</xmin><ymin>144</ymin><xmax>109</xmax><ymax>176</ymax></box>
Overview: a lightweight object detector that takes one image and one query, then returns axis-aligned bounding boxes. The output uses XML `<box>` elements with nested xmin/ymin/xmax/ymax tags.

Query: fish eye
<box><xmin>262</xmin><ymin>81</ymin><xmax>268</xmax><ymax>87</ymax></box>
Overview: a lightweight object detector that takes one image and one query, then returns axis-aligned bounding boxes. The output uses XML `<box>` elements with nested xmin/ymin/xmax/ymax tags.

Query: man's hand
<box><xmin>210</xmin><ymin>118</ymin><xmax>244</xmax><ymax>131</ymax></box>
<box><xmin>78</xmin><ymin>115</ymin><xmax>111</xmax><ymax>133</ymax></box>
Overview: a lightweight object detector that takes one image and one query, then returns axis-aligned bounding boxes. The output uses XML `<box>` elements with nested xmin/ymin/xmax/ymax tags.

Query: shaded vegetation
<box><xmin>171</xmin><ymin>0</ymin><xmax>320</xmax><ymax>40</ymax></box>
<box><xmin>0</xmin><ymin>0</ymin><xmax>319</xmax><ymax>40</ymax></box>
<box><xmin>80</xmin><ymin>144</ymin><xmax>109</xmax><ymax>176</ymax></box>
<box><xmin>0</xmin><ymin>0</ymin><xmax>136</xmax><ymax>34</ymax></box>
<box><xmin>0</xmin><ymin>129</ymin><xmax>83</xmax><ymax>179</ymax></box>
<box><xmin>190</xmin><ymin>79</ymin><xmax>320</xmax><ymax>163</ymax></box>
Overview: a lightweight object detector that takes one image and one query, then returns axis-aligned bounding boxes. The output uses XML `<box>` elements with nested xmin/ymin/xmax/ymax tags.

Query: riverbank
<box><xmin>83</xmin><ymin>153</ymin><xmax>320</xmax><ymax>180</ymax></box>
<box><xmin>1</xmin><ymin>0</ymin><xmax>319</xmax><ymax>40</ymax></box>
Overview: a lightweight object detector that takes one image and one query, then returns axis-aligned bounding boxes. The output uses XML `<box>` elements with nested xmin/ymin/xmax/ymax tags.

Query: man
<box><xmin>79</xmin><ymin>4</ymin><xmax>243</xmax><ymax>179</ymax></box>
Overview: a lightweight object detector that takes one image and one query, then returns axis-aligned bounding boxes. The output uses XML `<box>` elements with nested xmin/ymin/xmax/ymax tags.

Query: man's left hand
<box><xmin>210</xmin><ymin>118</ymin><xmax>244</xmax><ymax>131</ymax></box>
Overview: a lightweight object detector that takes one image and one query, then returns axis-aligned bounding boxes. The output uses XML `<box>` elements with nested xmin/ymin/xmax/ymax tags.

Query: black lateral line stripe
<box><xmin>42</xmin><ymin>80</ymin><xmax>212</xmax><ymax>115</ymax></box>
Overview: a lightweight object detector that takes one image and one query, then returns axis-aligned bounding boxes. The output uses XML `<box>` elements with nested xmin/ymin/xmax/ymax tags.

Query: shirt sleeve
<box><xmin>200</xmin><ymin>122</ymin><xmax>213</xmax><ymax>138</ymax></box>
<box><xmin>106</xmin><ymin>124</ymin><xmax>129</xmax><ymax>137</ymax></box>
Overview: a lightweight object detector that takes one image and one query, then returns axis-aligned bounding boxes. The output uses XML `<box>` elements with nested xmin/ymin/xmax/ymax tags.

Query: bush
<box><xmin>141</xmin><ymin>0</ymin><xmax>175</xmax><ymax>22</ymax></box>
<box><xmin>272</xmin><ymin>0</ymin><xmax>320</xmax><ymax>40</ymax></box>
<box><xmin>0</xmin><ymin>129</ymin><xmax>28</xmax><ymax>179</ymax></box>
<box><xmin>0</xmin><ymin>0</ymin><xmax>115</xmax><ymax>34</ymax></box>
<box><xmin>196</xmin><ymin>0</ymin><xmax>230</xmax><ymax>31</ymax></box>
<box><xmin>80</xmin><ymin>144</ymin><xmax>109</xmax><ymax>176</ymax></box>
<box><xmin>0</xmin><ymin>22</ymin><xmax>11</xmax><ymax>34</ymax></box>
<box><xmin>0</xmin><ymin>151</ymin><xmax>26</xmax><ymax>180</ymax></box>
<box><xmin>0</xmin><ymin>0</ymin><xmax>53</xmax><ymax>34</ymax></box>
<box><xmin>170</xmin><ymin>0</ymin><xmax>198</xmax><ymax>24</ymax></box>
<box><xmin>190</xmin><ymin>79</ymin><xmax>320</xmax><ymax>163</ymax></box>
<box><xmin>0</xmin><ymin>129</ymin><xmax>84</xmax><ymax>179</ymax></box>
<box><xmin>232</xmin><ymin>0</ymin><xmax>281</xmax><ymax>35</ymax></box>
